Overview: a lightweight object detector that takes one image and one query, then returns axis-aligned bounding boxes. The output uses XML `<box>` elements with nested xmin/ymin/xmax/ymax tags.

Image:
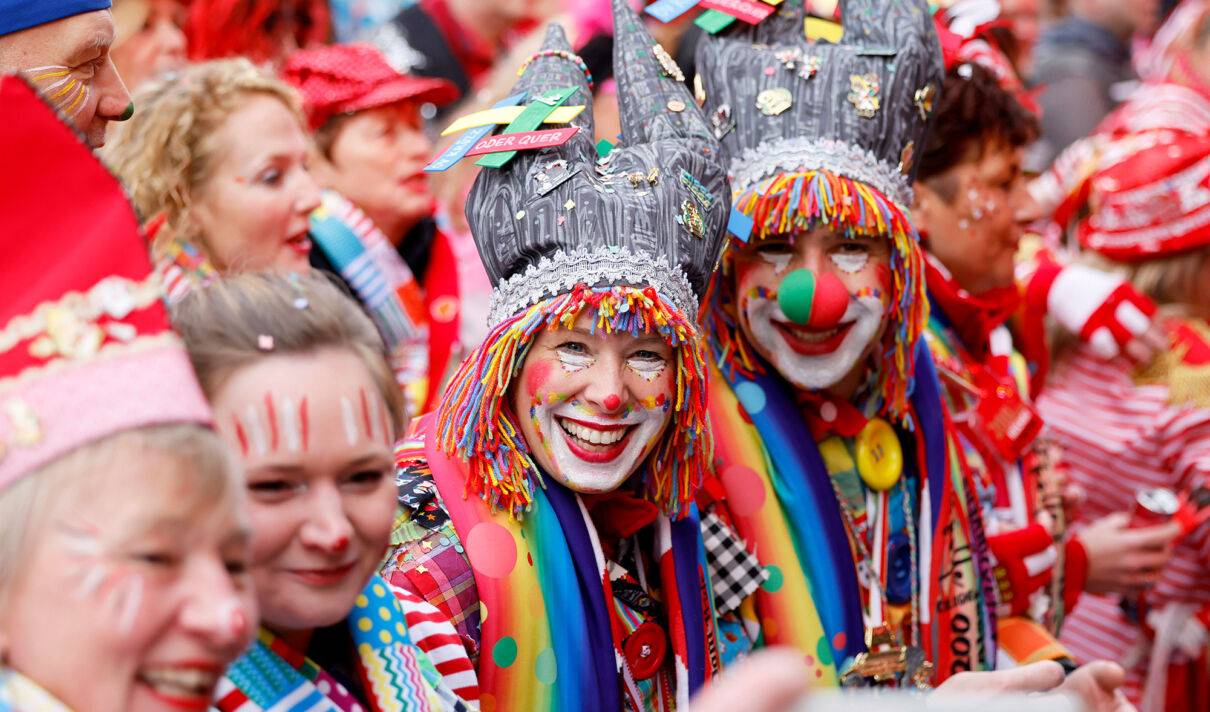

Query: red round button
<box><xmin>623</xmin><ymin>621</ymin><xmax>667</xmax><ymax>680</ymax></box>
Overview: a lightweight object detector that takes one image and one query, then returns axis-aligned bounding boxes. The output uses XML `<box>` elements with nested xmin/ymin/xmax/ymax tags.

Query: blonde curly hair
<box><xmin>103</xmin><ymin>58</ymin><xmax>305</xmax><ymax>261</ymax></box>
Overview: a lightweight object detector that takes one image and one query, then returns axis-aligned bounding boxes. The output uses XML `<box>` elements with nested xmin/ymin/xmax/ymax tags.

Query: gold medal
<box><xmin>855</xmin><ymin>418</ymin><xmax>903</xmax><ymax>491</ymax></box>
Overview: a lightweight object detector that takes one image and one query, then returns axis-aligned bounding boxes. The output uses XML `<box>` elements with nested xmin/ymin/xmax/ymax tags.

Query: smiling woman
<box><xmin>0</xmin><ymin>76</ymin><xmax>252</xmax><ymax>712</ymax></box>
<box><xmin>172</xmin><ymin>272</ymin><xmax>476</xmax><ymax>711</ymax></box>
<box><xmin>103</xmin><ymin>59</ymin><xmax>321</xmax><ymax>298</ymax></box>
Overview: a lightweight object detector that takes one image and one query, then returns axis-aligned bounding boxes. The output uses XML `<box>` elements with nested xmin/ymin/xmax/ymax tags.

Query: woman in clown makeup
<box><xmin>379</xmin><ymin>2</ymin><xmax>763</xmax><ymax>709</ymax></box>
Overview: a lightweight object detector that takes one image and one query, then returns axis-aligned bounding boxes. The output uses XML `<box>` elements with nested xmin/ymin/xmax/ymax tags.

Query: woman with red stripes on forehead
<box><xmin>172</xmin><ymin>272</ymin><xmax>476</xmax><ymax>711</ymax></box>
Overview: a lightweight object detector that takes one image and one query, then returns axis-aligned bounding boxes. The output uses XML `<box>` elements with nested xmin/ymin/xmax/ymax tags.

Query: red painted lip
<box><xmin>286</xmin><ymin>561</ymin><xmax>356</xmax><ymax>587</ymax></box>
<box><xmin>561</xmin><ymin>416</ymin><xmax>630</xmax><ymax>432</ymax></box>
<box><xmin>773</xmin><ymin>320</ymin><xmax>853</xmax><ymax>356</ymax></box>
<box><xmin>560</xmin><ymin>424</ymin><xmax>633</xmax><ymax>464</ymax></box>
<box><xmin>137</xmin><ymin>678</ymin><xmax>216</xmax><ymax>712</ymax></box>
<box><xmin>285</xmin><ymin>233</ymin><xmax>312</xmax><ymax>257</ymax></box>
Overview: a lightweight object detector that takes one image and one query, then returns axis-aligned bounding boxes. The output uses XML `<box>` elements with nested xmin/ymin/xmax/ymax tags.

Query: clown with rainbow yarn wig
<box><xmin>381</xmin><ymin>1</ymin><xmax>766</xmax><ymax>708</ymax></box>
<box><xmin>692</xmin><ymin>0</ymin><xmax>999</xmax><ymax>687</ymax></box>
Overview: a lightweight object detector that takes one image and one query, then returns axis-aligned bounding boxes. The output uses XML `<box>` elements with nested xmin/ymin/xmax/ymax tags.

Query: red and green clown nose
<box><xmin>777</xmin><ymin>268</ymin><xmax>849</xmax><ymax>329</ymax></box>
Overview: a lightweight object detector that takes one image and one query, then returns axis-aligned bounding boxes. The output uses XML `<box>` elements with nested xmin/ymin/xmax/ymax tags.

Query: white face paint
<box><xmin>759</xmin><ymin>250</ymin><xmax>793</xmax><ymax>273</ymax></box>
<box><xmin>744</xmin><ymin>293</ymin><xmax>885</xmax><ymax>390</ymax></box>
<box><xmin>830</xmin><ymin>251</ymin><xmax>870</xmax><ymax>274</ymax></box>
<box><xmin>557</xmin><ymin>349</ymin><xmax>595</xmax><ymax>374</ymax></box>
<box><xmin>626</xmin><ymin>355</ymin><xmax>666</xmax><ymax>382</ymax></box>
<box><xmin>530</xmin><ymin>398</ymin><xmax>671</xmax><ymax>493</ymax></box>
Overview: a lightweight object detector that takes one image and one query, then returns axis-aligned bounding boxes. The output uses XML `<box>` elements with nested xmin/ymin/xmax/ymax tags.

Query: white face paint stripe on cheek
<box><xmin>113</xmin><ymin>574</ymin><xmax>145</xmax><ymax>634</ymax></box>
<box><xmin>341</xmin><ymin>395</ymin><xmax>359</xmax><ymax>447</ymax></box>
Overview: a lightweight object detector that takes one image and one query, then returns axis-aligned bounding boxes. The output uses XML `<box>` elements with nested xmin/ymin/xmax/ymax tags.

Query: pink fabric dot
<box><xmin>819</xmin><ymin>401</ymin><xmax>838</xmax><ymax>422</ymax></box>
<box><xmin>721</xmin><ymin>465</ymin><xmax>766</xmax><ymax>516</ymax></box>
<box><xmin>465</xmin><ymin>522</ymin><xmax>517</xmax><ymax>579</ymax></box>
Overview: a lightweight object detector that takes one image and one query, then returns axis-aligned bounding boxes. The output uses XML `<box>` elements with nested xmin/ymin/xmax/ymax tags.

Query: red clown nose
<box><xmin>777</xmin><ymin>268</ymin><xmax>850</xmax><ymax>329</ymax></box>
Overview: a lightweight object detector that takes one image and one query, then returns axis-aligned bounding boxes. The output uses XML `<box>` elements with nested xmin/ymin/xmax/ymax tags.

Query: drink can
<box><xmin>1130</xmin><ymin>487</ymin><xmax>1179</xmax><ymax>527</ymax></box>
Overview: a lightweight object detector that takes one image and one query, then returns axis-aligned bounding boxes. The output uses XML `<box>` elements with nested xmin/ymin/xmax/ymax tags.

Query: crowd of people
<box><xmin>1</xmin><ymin>0</ymin><xmax>1209</xmax><ymax>711</ymax></box>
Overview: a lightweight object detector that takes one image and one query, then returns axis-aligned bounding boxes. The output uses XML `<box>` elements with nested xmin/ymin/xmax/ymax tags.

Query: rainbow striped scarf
<box><xmin>707</xmin><ymin>343</ymin><xmax>999</xmax><ymax>685</ymax></box>
<box><xmin>420</xmin><ymin>414</ymin><xmax>717</xmax><ymax>710</ymax></box>
<box><xmin>214</xmin><ymin>574</ymin><xmax>455</xmax><ymax>712</ymax></box>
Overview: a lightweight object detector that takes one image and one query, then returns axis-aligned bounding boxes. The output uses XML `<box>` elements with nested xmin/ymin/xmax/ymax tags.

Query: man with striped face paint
<box><xmin>732</xmin><ymin>227</ymin><xmax>892</xmax><ymax>396</ymax></box>
<box><xmin>0</xmin><ymin>1</ymin><xmax>133</xmax><ymax>148</ymax></box>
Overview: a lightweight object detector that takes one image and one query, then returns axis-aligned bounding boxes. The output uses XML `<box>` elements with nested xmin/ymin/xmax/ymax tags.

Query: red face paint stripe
<box><xmin>264</xmin><ymin>393</ymin><xmax>279</xmax><ymax>452</ymax></box>
<box><xmin>300</xmin><ymin>397</ymin><xmax>309</xmax><ymax>452</ymax></box>
<box><xmin>232</xmin><ymin>415</ymin><xmax>249</xmax><ymax>456</ymax></box>
<box><xmin>379</xmin><ymin>398</ymin><xmax>392</xmax><ymax>446</ymax></box>
<box><xmin>359</xmin><ymin>387</ymin><xmax>372</xmax><ymax>441</ymax></box>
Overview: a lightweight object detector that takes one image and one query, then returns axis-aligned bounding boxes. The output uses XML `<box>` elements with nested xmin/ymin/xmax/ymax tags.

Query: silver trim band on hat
<box><xmin>728</xmin><ymin>137</ymin><xmax>914</xmax><ymax>211</ymax></box>
<box><xmin>486</xmin><ymin>246</ymin><xmax>699</xmax><ymax>328</ymax></box>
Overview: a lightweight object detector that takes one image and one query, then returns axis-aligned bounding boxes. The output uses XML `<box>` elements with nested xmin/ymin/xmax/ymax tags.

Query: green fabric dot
<box><xmin>492</xmin><ymin>637</ymin><xmax>518</xmax><ymax>668</ymax></box>
<box><xmin>535</xmin><ymin>648</ymin><xmax>558</xmax><ymax>685</ymax></box>
<box><xmin>778</xmin><ymin>269</ymin><xmax>816</xmax><ymax>325</ymax></box>
<box><xmin>815</xmin><ymin>635</ymin><xmax>834</xmax><ymax>667</ymax></box>
<box><xmin>761</xmin><ymin>565</ymin><xmax>784</xmax><ymax>593</ymax></box>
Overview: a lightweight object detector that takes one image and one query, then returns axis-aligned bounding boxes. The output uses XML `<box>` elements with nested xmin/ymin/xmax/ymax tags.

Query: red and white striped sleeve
<box><xmin>389</xmin><ymin>583</ymin><xmax>481</xmax><ymax>705</ymax></box>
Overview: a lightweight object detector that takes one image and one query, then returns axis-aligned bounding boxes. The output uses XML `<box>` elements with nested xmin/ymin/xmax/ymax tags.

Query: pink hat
<box><xmin>282</xmin><ymin>43</ymin><xmax>459</xmax><ymax>130</ymax></box>
<box><xmin>0</xmin><ymin>76</ymin><xmax>212</xmax><ymax>490</ymax></box>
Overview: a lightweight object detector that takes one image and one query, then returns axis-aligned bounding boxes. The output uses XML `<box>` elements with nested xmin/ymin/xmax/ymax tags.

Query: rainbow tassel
<box><xmin>436</xmin><ymin>285</ymin><xmax>712</xmax><ymax>518</ymax></box>
<box><xmin>709</xmin><ymin>169</ymin><xmax>928</xmax><ymax>423</ymax></box>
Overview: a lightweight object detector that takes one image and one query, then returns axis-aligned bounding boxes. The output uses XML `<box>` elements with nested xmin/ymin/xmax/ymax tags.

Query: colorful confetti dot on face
<box><xmin>466</xmin><ymin>522</ymin><xmax>518</xmax><ymax>579</ymax></box>
<box><xmin>721</xmin><ymin>465</ymin><xmax>766</xmax><ymax>516</ymax></box>
<box><xmin>734</xmin><ymin>380</ymin><xmax>767</xmax><ymax>415</ymax></box>
<box><xmin>493</xmin><ymin>637</ymin><xmax>518</xmax><ymax>668</ymax></box>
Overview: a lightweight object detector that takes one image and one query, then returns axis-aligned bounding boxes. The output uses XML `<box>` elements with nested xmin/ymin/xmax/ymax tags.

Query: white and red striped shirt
<box><xmin>1037</xmin><ymin>345</ymin><xmax>1210</xmax><ymax>702</ymax></box>
<box><xmin>391</xmin><ymin>583</ymin><xmax>480</xmax><ymax>704</ymax></box>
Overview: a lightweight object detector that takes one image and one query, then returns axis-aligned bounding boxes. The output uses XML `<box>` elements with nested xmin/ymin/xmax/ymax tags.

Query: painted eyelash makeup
<box><xmin>759</xmin><ymin>251</ymin><xmax>793</xmax><ymax>273</ymax></box>
<box><xmin>556</xmin><ymin>349</ymin><xmax>595</xmax><ymax>373</ymax></box>
<box><xmin>25</xmin><ymin>66</ymin><xmax>90</xmax><ymax>119</ymax></box>
<box><xmin>626</xmin><ymin>356</ymin><xmax>666</xmax><ymax>382</ymax></box>
<box><xmin>830</xmin><ymin>251</ymin><xmax>869</xmax><ymax>274</ymax></box>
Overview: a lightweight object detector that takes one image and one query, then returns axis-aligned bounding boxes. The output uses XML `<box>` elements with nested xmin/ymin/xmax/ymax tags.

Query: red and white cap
<box><xmin>282</xmin><ymin>43</ymin><xmax>458</xmax><ymax>130</ymax></box>
<box><xmin>1077</xmin><ymin>131</ymin><xmax>1210</xmax><ymax>260</ymax></box>
<box><xmin>0</xmin><ymin>76</ymin><xmax>212</xmax><ymax>491</ymax></box>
